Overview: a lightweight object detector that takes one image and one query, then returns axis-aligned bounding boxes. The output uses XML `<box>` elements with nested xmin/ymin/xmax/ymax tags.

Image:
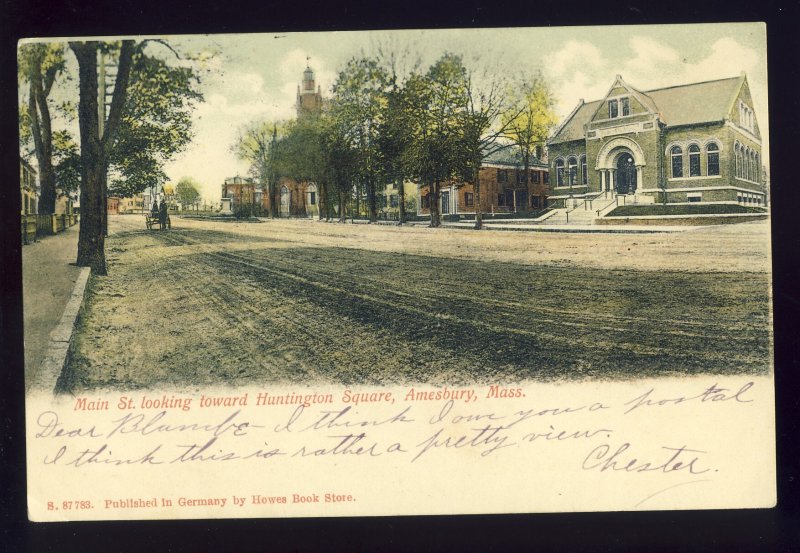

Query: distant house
<box><xmin>416</xmin><ymin>146</ymin><xmax>549</xmax><ymax>216</ymax></box>
<box><xmin>20</xmin><ymin>158</ymin><xmax>38</xmax><ymax>215</ymax></box>
<box><xmin>222</xmin><ymin>176</ymin><xmax>260</xmax><ymax>208</ymax></box>
<box><xmin>547</xmin><ymin>73</ymin><xmax>765</xmax><ymax>205</ymax></box>
<box><xmin>117</xmin><ymin>194</ymin><xmax>145</xmax><ymax>214</ymax></box>
<box><xmin>377</xmin><ymin>181</ymin><xmax>419</xmax><ymax>220</ymax></box>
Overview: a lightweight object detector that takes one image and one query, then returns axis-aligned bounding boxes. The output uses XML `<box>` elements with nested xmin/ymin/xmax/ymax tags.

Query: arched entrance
<box><xmin>280</xmin><ymin>186</ymin><xmax>290</xmax><ymax>216</ymax></box>
<box><xmin>615</xmin><ymin>152</ymin><xmax>637</xmax><ymax>194</ymax></box>
<box><xmin>595</xmin><ymin>136</ymin><xmax>646</xmax><ymax>194</ymax></box>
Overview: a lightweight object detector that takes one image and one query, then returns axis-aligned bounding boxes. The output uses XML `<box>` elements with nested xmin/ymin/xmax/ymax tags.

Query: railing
<box><xmin>564</xmin><ymin>199</ymin><xmax>585</xmax><ymax>223</ymax></box>
<box><xmin>20</xmin><ymin>213</ymin><xmax>79</xmax><ymax>244</ymax></box>
<box><xmin>595</xmin><ymin>195</ymin><xmax>626</xmax><ymax>217</ymax></box>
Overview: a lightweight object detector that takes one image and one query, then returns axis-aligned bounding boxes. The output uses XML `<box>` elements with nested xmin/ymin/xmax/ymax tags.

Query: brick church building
<box><xmin>260</xmin><ymin>64</ymin><xmax>322</xmax><ymax>217</ymax></box>
<box><xmin>546</xmin><ymin>73</ymin><xmax>765</xmax><ymax>206</ymax></box>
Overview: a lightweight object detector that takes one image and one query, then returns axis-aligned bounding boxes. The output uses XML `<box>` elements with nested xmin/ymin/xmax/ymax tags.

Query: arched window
<box><xmin>734</xmin><ymin>143</ymin><xmax>741</xmax><ymax>178</ymax></box>
<box><xmin>745</xmin><ymin>147</ymin><xmax>751</xmax><ymax>181</ymax></box>
<box><xmin>567</xmin><ymin>157</ymin><xmax>578</xmax><ymax>186</ymax></box>
<box><xmin>555</xmin><ymin>159</ymin><xmax>564</xmax><ymax>186</ymax></box>
<box><xmin>580</xmin><ymin>155</ymin><xmax>587</xmax><ymax>185</ymax></box>
<box><xmin>688</xmin><ymin>144</ymin><xmax>701</xmax><ymax>177</ymax></box>
<box><xmin>706</xmin><ymin>143</ymin><xmax>720</xmax><ymax>176</ymax></box>
<box><xmin>751</xmin><ymin>150</ymin><xmax>757</xmax><ymax>182</ymax></box>
<box><xmin>671</xmin><ymin>145</ymin><xmax>683</xmax><ymax>178</ymax></box>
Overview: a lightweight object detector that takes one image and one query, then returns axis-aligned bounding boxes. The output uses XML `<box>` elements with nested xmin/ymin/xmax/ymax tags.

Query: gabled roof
<box><xmin>549</xmin><ymin>75</ymin><xmax>745</xmax><ymax>144</ymax></box>
<box><xmin>548</xmin><ymin>99</ymin><xmax>602</xmax><ymax>144</ymax></box>
<box><xmin>644</xmin><ymin>76</ymin><xmax>742</xmax><ymax>127</ymax></box>
<box><xmin>483</xmin><ymin>143</ymin><xmax>547</xmax><ymax>167</ymax></box>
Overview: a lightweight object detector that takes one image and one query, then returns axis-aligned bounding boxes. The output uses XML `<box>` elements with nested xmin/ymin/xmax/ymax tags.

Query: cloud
<box><xmin>623</xmin><ymin>36</ymin><xmax>680</xmax><ymax>82</ymax></box>
<box><xmin>549</xmin><ymin>40</ymin><xmax>607</xmax><ymax>79</ymax></box>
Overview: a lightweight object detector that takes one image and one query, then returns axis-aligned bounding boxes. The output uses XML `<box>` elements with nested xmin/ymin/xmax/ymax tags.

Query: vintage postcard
<box><xmin>20</xmin><ymin>23</ymin><xmax>774</xmax><ymax>521</ymax></box>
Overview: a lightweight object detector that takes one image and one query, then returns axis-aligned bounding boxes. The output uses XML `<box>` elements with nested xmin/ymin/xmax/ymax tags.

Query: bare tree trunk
<box><xmin>397</xmin><ymin>177</ymin><xmax>406</xmax><ymax>225</ymax></box>
<box><xmin>367</xmin><ymin>176</ymin><xmax>377</xmax><ymax>223</ymax></box>
<box><xmin>72</xmin><ymin>43</ymin><xmax>107</xmax><ymax>274</ymax></box>
<box><xmin>339</xmin><ymin>190</ymin><xmax>347</xmax><ymax>223</ymax></box>
<box><xmin>71</xmin><ymin>40</ymin><xmax>135</xmax><ymax>275</ymax></box>
<box><xmin>473</xmin><ymin>168</ymin><xmax>483</xmax><ymax>230</ymax></box>
<box><xmin>27</xmin><ymin>59</ymin><xmax>57</xmax><ymax>215</ymax></box>
<box><xmin>430</xmin><ymin>180</ymin><xmax>441</xmax><ymax>228</ymax></box>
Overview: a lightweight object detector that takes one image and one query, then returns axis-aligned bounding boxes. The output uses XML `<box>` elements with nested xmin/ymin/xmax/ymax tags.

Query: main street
<box><xmin>62</xmin><ymin>215</ymin><xmax>772</xmax><ymax>391</ymax></box>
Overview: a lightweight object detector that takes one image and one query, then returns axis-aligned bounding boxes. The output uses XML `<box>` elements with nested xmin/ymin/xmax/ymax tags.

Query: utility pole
<box><xmin>98</xmin><ymin>49</ymin><xmax>117</xmax><ymax>236</ymax></box>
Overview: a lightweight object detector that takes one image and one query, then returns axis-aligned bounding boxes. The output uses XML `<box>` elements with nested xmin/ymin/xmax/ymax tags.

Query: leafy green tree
<box><xmin>70</xmin><ymin>39</ymin><xmax>202</xmax><ymax>274</ymax></box>
<box><xmin>404</xmin><ymin>53</ymin><xmax>470</xmax><ymax>227</ymax></box>
<box><xmin>330</xmin><ymin>57</ymin><xmax>390</xmax><ymax>222</ymax></box>
<box><xmin>18</xmin><ymin>43</ymin><xmax>67</xmax><ymax>214</ymax></box>
<box><xmin>375</xmin><ymin>47</ymin><xmax>419</xmax><ymax>225</ymax></box>
<box><xmin>175</xmin><ymin>177</ymin><xmax>201</xmax><ymax>208</ymax></box>
<box><xmin>280</xmin><ymin>112</ymin><xmax>334</xmax><ymax>219</ymax></box>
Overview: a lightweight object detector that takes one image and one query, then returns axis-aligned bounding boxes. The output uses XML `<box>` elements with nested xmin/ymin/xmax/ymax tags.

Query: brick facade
<box><xmin>417</xmin><ymin>162</ymin><xmax>549</xmax><ymax>216</ymax></box>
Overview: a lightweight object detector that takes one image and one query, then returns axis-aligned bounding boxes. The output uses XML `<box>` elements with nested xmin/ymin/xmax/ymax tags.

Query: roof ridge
<box><xmin>643</xmin><ymin>76</ymin><xmax>740</xmax><ymax>93</ymax></box>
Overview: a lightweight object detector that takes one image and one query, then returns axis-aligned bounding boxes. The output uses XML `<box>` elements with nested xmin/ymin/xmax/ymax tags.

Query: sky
<box><xmin>23</xmin><ymin>23</ymin><xmax>768</xmax><ymax>202</ymax></box>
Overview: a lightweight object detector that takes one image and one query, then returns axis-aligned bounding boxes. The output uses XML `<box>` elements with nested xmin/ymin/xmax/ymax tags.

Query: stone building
<box><xmin>416</xmin><ymin>147</ymin><xmax>549</xmax><ymax>216</ymax></box>
<box><xmin>546</xmin><ymin>73</ymin><xmax>765</xmax><ymax>206</ymax></box>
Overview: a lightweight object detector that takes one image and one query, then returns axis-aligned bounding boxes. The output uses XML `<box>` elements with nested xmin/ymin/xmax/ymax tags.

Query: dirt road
<box><xmin>63</xmin><ymin>215</ymin><xmax>771</xmax><ymax>391</ymax></box>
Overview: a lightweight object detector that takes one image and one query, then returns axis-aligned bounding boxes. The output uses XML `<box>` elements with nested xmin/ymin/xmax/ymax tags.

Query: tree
<box><xmin>70</xmin><ymin>40</ymin><xmax>136</xmax><ymax>274</ymax></box>
<box><xmin>233</xmin><ymin>120</ymin><xmax>286</xmax><ymax>218</ymax></box>
<box><xmin>70</xmin><ymin>39</ymin><xmax>201</xmax><ymax>274</ymax></box>
<box><xmin>375</xmin><ymin>46</ymin><xmax>419</xmax><ymax>225</ymax></box>
<box><xmin>330</xmin><ymin>57</ymin><xmax>390</xmax><ymax>222</ymax></box>
<box><xmin>176</xmin><ymin>177</ymin><xmax>201</xmax><ymax>208</ymax></box>
<box><xmin>502</xmin><ymin>73</ymin><xmax>558</xmax><ymax>218</ymax></box>
<box><xmin>18</xmin><ymin>43</ymin><xmax>67</xmax><ymax>214</ymax></box>
<box><xmin>405</xmin><ymin>53</ymin><xmax>470</xmax><ymax>228</ymax></box>
<box><xmin>459</xmin><ymin>62</ymin><xmax>522</xmax><ymax>230</ymax></box>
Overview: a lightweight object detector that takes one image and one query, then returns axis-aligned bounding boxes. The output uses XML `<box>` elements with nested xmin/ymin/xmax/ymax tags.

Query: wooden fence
<box><xmin>21</xmin><ymin>213</ymin><xmax>79</xmax><ymax>245</ymax></box>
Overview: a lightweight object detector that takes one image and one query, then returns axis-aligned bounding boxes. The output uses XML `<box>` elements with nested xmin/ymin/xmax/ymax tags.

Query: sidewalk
<box><xmin>22</xmin><ymin>225</ymin><xmax>83</xmax><ymax>390</ymax></box>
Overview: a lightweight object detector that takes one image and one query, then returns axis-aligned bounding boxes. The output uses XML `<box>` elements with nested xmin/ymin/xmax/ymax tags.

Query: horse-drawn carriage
<box><xmin>145</xmin><ymin>213</ymin><xmax>171</xmax><ymax>230</ymax></box>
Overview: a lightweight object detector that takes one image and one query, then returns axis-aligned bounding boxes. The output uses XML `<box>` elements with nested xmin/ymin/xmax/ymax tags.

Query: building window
<box><xmin>543</xmin><ymin>172</ymin><xmax>549</xmax><ymax>184</ymax></box>
<box><xmin>567</xmin><ymin>157</ymin><xmax>577</xmax><ymax>186</ymax></box>
<box><xmin>497</xmin><ymin>169</ymin><xmax>508</xmax><ymax>183</ymax></box>
<box><xmin>532</xmin><ymin>171</ymin><xmax>540</xmax><ymax>184</ymax></box>
<box><xmin>620</xmin><ymin>97</ymin><xmax>630</xmax><ymax>116</ymax></box>
<box><xmin>580</xmin><ymin>155</ymin><xmax>587</xmax><ymax>185</ymax></box>
<box><xmin>706</xmin><ymin>143</ymin><xmax>720</xmax><ymax>176</ymax></box>
<box><xmin>555</xmin><ymin>159</ymin><xmax>565</xmax><ymax>186</ymax></box>
<box><xmin>309</xmin><ymin>191</ymin><xmax>317</xmax><ymax>205</ymax></box>
<box><xmin>464</xmin><ymin>192</ymin><xmax>474</xmax><ymax>207</ymax></box>
<box><xmin>608</xmin><ymin>99</ymin><xmax>618</xmax><ymax>118</ymax></box>
<box><xmin>390</xmin><ymin>194</ymin><xmax>398</xmax><ymax>207</ymax></box>
<box><xmin>422</xmin><ymin>194</ymin><xmax>431</xmax><ymax>209</ymax></box>
<box><xmin>687</xmin><ymin>193</ymin><xmax>702</xmax><ymax>203</ymax></box>
<box><xmin>497</xmin><ymin>193</ymin><xmax>506</xmax><ymax>207</ymax></box>
<box><xmin>688</xmin><ymin>144</ymin><xmax>701</xmax><ymax>177</ymax></box>
<box><xmin>745</xmin><ymin>147</ymin><xmax>751</xmax><ymax>181</ymax></box>
<box><xmin>516</xmin><ymin>170</ymin><xmax>525</xmax><ymax>184</ymax></box>
<box><xmin>671</xmin><ymin>146</ymin><xmax>683</xmax><ymax>178</ymax></box>
<box><xmin>734</xmin><ymin>143</ymin><xmax>741</xmax><ymax>178</ymax></box>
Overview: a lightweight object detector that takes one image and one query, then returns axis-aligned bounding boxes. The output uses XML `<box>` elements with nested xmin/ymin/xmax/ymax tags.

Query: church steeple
<box><xmin>296</xmin><ymin>59</ymin><xmax>323</xmax><ymax>117</ymax></box>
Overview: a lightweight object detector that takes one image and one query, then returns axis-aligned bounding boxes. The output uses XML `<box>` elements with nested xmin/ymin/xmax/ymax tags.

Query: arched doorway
<box><xmin>280</xmin><ymin>186</ymin><xmax>290</xmax><ymax>216</ymax></box>
<box><xmin>306</xmin><ymin>183</ymin><xmax>318</xmax><ymax>217</ymax></box>
<box><xmin>615</xmin><ymin>153</ymin><xmax>637</xmax><ymax>194</ymax></box>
